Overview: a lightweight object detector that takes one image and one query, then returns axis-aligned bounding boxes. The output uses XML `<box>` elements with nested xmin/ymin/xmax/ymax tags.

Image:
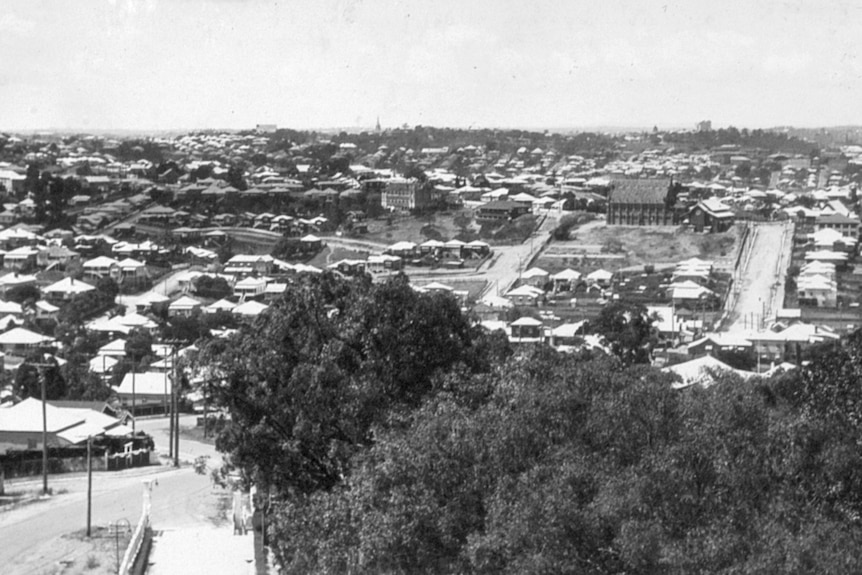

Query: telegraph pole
<box><xmin>86</xmin><ymin>436</ymin><xmax>93</xmax><ymax>537</ymax></box>
<box><xmin>40</xmin><ymin>367</ymin><xmax>48</xmax><ymax>495</ymax></box>
<box><xmin>203</xmin><ymin>378</ymin><xmax>208</xmax><ymax>440</ymax></box>
<box><xmin>167</xmin><ymin>365</ymin><xmax>174</xmax><ymax>459</ymax></box>
<box><xmin>131</xmin><ymin>366</ymin><xmax>137</xmax><ymax>433</ymax></box>
<box><xmin>172</xmin><ymin>346</ymin><xmax>180</xmax><ymax>467</ymax></box>
<box><xmin>31</xmin><ymin>358</ymin><xmax>58</xmax><ymax>496</ymax></box>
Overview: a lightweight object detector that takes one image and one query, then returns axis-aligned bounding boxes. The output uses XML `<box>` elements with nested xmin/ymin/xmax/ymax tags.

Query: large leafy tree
<box><xmin>15</xmin><ymin>360</ymin><xmax>66</xmax><ymax>400</ymax></box>
<box><xmin>587</xmin><ymin>301</ymin><xmax>657</xmax><ymax>365</ymax></box>
<box><xmin>200</xmin><ymin>273</ymin><xmax>495</xmax><ymax>495</ymax></box>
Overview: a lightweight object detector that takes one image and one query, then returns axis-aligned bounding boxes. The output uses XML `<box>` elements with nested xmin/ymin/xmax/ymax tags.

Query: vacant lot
<box><xmin>363</xmin><ymin>209</ymin><xmax>539</xmax><ymax>246</ymax></box>
<box><xmin>536</xmin><ymin>224</ymin><xmax>740</xmax><ymax>274</ymax></box>
<box><xmin>307</xmin><ymin>246</ymin><xmax>372</xmax><ymax>268</ymax></box>
<box><xmin>364</xmin><ymin>211</ymin><xmax>472</xmax><ymax>244</ymax></box>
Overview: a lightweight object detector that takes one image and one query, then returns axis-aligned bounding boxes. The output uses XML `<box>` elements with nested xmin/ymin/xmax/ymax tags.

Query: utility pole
<box><xmin>172</xmin><ymin>346</ymin><xmax>179</xmax><ymax>467</ymax></box>
<box><xmin>203</xmin><ymin>378</ymin><xmax>208</xmax><ymax>440</ymax></box>
<box><xmin>166</xmin><ymin>365</ymin><xmax>173</xmax><ymax>459</ymax></box>
<box><xmin>31</xmin><ymin>359</ymin><xmax>57</xmax><ymax>497</ymax></box>
<box><xmin>41</xmin><ymin>367</ymin><xmax>48</xmax><ymax>496</ymax></box>
<box><xmin>86</xmin><ymin>436</ymin><xmax>93</xmax><ymax>537</ymax></box>
<box><xmin>131</xmin><ymin>366</ymin><xmax>137</xmax><ymax>434</ymax></box>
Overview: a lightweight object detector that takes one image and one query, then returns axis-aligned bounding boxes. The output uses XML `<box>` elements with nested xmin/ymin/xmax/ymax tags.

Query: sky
<box><xmin>1</xmin><ymin>0</ymin><xmax>861</xmax><ymax>132</ymax></box>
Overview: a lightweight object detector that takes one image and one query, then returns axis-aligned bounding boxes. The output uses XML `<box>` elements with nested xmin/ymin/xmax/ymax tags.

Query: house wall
<box><xmin>0</xmin><ymin>430</ymin><xmax>70</xmax><ymax>453</ymax></box>
<box><xmin>508</xmin><ymin>294</ymin><xmax>538</xmax><ymax>306</ymax></box>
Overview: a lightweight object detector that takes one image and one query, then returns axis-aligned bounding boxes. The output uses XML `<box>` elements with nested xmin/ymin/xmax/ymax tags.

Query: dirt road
<box><xmin>0</xmin><ymin>416</ymin><xmax>238</xmax><ymax>575</ymax></box>
<box><xmin>723</xmin><ymin>221</ymin><xmax>792</xmax><ymax>333</ymax></box>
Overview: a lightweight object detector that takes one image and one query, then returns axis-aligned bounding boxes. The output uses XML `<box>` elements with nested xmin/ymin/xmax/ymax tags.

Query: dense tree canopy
<box><xmin>200</xmin><ymin>273</ymin><xmax>504</xmax><ymax>494</ymax></box>
<box><xmin>201</xmin><ymin>273</ymin><xmax>862</xmax><ymax>573</ymax></box>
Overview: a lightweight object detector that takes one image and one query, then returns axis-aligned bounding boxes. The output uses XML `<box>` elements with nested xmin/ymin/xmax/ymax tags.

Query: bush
<box><xmin>482</xmin><ymin>214</ymin><xmax>538</xmax><ymax>244</ymax></box>
<box><xmin>193</xmin><ymin>275</ymin><xmax>232</xmax><ymax>300</ymax></box>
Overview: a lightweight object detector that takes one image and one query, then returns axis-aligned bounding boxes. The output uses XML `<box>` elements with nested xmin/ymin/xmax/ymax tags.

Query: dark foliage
<box><xmin>201</xmin><ymin>274</ymin><xmax>862</xmax><ymax>574</ymax></box>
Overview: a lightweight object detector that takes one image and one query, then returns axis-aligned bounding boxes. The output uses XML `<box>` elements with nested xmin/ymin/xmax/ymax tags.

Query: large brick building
<box><xmin>477</xmin><ymin>200</ymin><xmax>530</xmax><ymax>223</ymax></box>
<box><xmin>607</xmin><ymin>178</ymin><xmax>676</xmax><ymax>226</ymax></box>
<box><xmin>381</xmin><ymin>178</ymin><xmax>431</xmax><ymax>211</ymax></box>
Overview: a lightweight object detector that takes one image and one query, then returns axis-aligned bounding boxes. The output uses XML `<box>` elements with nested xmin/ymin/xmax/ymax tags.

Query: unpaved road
<box><xmin>0</xmin><ymin>416</ymin><xmax>229</xmax><ymax>575</ymax></box>
<box><xmin>724</xmin><ymin>222</ymin><xmax>792</xmax><ymax>333</ymax></box>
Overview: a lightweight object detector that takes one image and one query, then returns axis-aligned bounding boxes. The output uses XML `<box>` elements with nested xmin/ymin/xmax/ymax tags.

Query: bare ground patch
<box><xmin>537</xmin><ymin>224</ymin><xmax>740</xmax><ymax>274</ymax></box>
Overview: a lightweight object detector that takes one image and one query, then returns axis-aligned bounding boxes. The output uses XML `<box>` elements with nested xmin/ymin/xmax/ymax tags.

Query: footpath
<box><xmin>147</xmin><ymin>524</ymin><xmax>256</xmax><ymax>574</ymax></box>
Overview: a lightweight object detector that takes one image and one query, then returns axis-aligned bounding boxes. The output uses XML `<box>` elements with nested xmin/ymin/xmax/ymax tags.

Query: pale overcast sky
<box><xmin>1</xmin><ymin>0</ymin><xmax>860</xmax><ymax>132</ymax></box>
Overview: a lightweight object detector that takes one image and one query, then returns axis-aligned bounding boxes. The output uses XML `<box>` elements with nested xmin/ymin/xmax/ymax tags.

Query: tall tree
<box><xmin>199</xmin><ymin>273</ymin><xmax>492</xmax><ymax>496</ymax></box>
<box><xmin>588</xmin><ymin>301</ymin><xmax>657</xmax><ymax>365</ymax></box>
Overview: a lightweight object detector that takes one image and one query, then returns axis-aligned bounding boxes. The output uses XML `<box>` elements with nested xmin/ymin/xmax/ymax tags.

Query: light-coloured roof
<box><xmin>0</xmin><ymin>300</ymin><xmax>23</xmax><ymax>315</ymax></box>
<box><xmin>510</xmin><ymin>316</ymin><xmax>543</xmax><ymax>327</ymax></box>
<box><xmin>586</xmin><ymin>269</ymin><xmax>613</xmax><ymax>281</ymax></box>
<box><xmin>43</xmin><ymin>277</ymin><xmax>96</xmax><ymax>295</ymax></box>
<box><xmin>120</xmin><ymin>312</ymin><xmax>157</xmax><ymax>328</ymax></box>
<box><xmin>804</xmin><ymin>250</ymin><xmax>848</xmax><ymax>262</ymax></box>
<box><xmin>551</xmin><ymin>321</ymin><xmax>586</xmax><ymax>338</ymax></box>
<box><xmin>117</xmin><ymin>258</ymin><xmax>145</xmax><ymax>268</ymax></box>
<box><xmin>551</xmin><ymin>268</ymin><xmax>581</xmax><ymax>281</ymax></box>
<box><xmin>0</xmin><ymin>397</ymin><xmax>84</xmax><ymax>433</ymax></box>
<box><xmin>98</xmin><ymin>338</ymin><xmax>127</xmax><ymax>356</ymax></box>
<box><xmin>137</xmin><ymin>291</ymin><xmax>171</xmax><ymax>304</ymax></box>
<box><xmin>388</xmin><ymin>241</ymin><xmax>417</xmax><ymax>251</ymax></box>
<box><xmin>421</xmin><ymin>281</ymin><xmax>454</xmax><ymax>292</ymax></box>
<box><xmin>507</xmin><ymin>284</ymin><xmax>545</xmax><ymax>297</ymax></box>
<box><xmin>231</xmin><ymin>300</ymin><xmax>269</xmax><ymax>316</ymax></box>
<box><xmin>522</xmin><ymin>267</ymin><xmax>549</xmax><ymax>279</ymax></box>
<box><xmin>0</xmin><ymin>273</ymin><xmax>37</xmax><ymax>286</ymax></box>
<box><xmin>35</xmin><ymin>300</ymin><xmax>60</xmax><ymax>313</ymax></box>
<box><xmin>479</xmin><ymin>294</ymin><xmax>513</xmax><ymax>308</ymax></box>
<box><xmin>89</xmin><ymin>354</ymin><xmax>119</xmax><ymax>374</ymax></box>
<box><xmin>87</xmin><ymin>317</ymin><xmax>132</xmax><ymax>335</ymax></box>
<box><xmin>169</xmin><ymin>296</ymin><xmax>203</xmax><ymax>309</ymax></box>
<box><xmin>56</xmin><ymin>408</ymin><xmax>122</xmax><ymax>443</ymax></box>
<box><xmin>663</xmin><ymin>355</ymin><xmax>756</xmax><ymax>390</ymax></box>
<box><xmin>0</xmin><ymin>327</ymin><xmax>53</xmax><ymax>346</ymax></box>
<box><xmin>235</xmin><ymin>277</ymin><xmax>266</xmax><ymax>288</ymax></box>
<box><xmin>117</xmin><ymin>372</ymin><xmax>169</xmax><ymax>396</ymax></box>
<box><xmin>207</xmin><ymin>298</ymin><xmax>236</xmax><ymax>312</ymax></box>
<box><xmin>83</xmin><ymin>255</ymin><xmax>119</xmax><ymax>268</ymax></box>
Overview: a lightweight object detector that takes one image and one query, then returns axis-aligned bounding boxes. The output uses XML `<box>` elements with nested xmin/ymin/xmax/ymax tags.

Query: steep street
<box><xmin>723</xmin><ymin>221</ymin><xmax>793</xmax><ymax>333</ymax></box>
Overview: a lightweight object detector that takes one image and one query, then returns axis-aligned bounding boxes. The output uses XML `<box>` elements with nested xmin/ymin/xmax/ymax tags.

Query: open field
<box><xmin>363</xmin><ymin>209</ymin><xmax>539</xmax><ymax>246</ymax></box>
<box><xmin>307</xmin><ymin>246</ymin><xmax>372</xmax><ymax>268</ymax></box>
<box><xmin>536</xmin><ymin>224</ymin><xmax>740</xmax><ymax>275</ymax></box>
<box><xmin>364</xmin><ymin>211</ymin><xmax>472</xmax><ymax>244</ymax></box>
